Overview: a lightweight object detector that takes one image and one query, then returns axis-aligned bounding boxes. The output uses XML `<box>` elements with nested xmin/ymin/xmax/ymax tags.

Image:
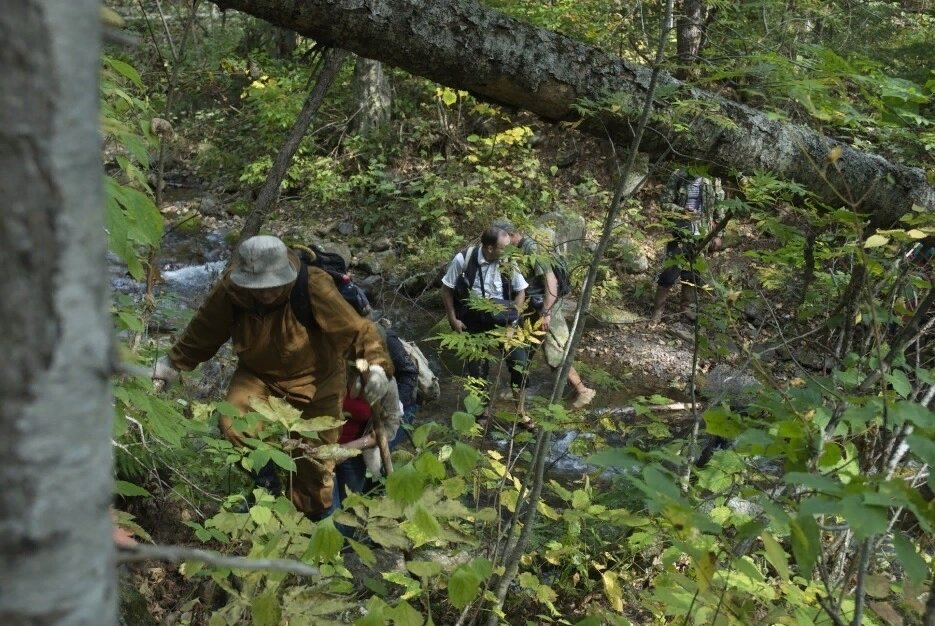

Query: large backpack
<box><xmin>289</xmin><ymin>244</ymin><xmax>371</xmax><ymax>332</ymax></box>
<box><xmin>519</xmin><ymin>236</ymin><xmax>572</xmax><ymax>298</ymax></box>
<box><xmin>399</xmin><ymin>339</ymin><xmax>440</xmax><ymax>403</ymax></box>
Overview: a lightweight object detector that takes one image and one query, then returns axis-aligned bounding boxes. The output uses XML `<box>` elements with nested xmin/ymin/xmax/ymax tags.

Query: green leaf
<box><xmin>906</xmin><ymin>434</ymin><xmax>935</xmax><ymax>465</ymax></box>
<box><xmin>251</xmin><ymin>590</ymin><xmax>281</xmax><ymax>626</ymax></box>
<box><xmin>368</xmin><ymin>524</ymin><xmax>411</xmax><ymax>549</ymax></box>
<box><xmin>790</xmin><ymin>515</ymin><xmax>820</xmax><ymax>574</ymax></box>
<box><xmin>451</xmin><ymin>411</ymin><xmax>476</xmax><ymax>434</ymax></box>
<box><xmin>407</xmin><ymin>560</ymin><xmax>443</xmax><ymax>578</ymax></box>
<box><xmin>414</xmin><ymin>452</ymin><xmax>446</xmax><ymax>481</ymax></box>
<box><xmin>890</xmin><ymin>401</ymin><xmax>935</xmax><ymax>427</ymax></box>
<box><xmin>385</xmin><ymin>600</ymin><xmax>424</xmax><ymax>626</ymax></box>
<box><xmin>349</xmin><ymin>538</ymin><xmax>376</xmax><ymax>567</ymax></box>
<box><xmin>760</xmin><ymin>531</ymin><xmax>791</xmax><ymax>582</ymax></box>
<box><xmin>587</xmin><ymin>448</ymin><xmax>637</xmax><ymax>468</ymax></box>
<box><xmin>386</xmin><ymin>464</ymin><xmax>426</xmax><ymax>506</ymax></box>
<box><xmin>642</xmin><ymin>466</ymin><xmax>680</xmax><ymax>500</ymax></box>
<box><xmin>784</xmin><ymin>472</ymin><xmax>843</xmax><ymax>495</ymax></box>
<box><xmin>448</xmin><ymin>564</ymin><xmax>482</xmax><ymax>608</ymax></box>
<box><xmin>864</xmin><ymin>234</ymin><xmax>889</xmax><ymax>248</ymax></box>
<box><xmin>886</xmin><ymin>369</ymin><xmax>911</xmax><ymax>398</ymax></box>
<box><xmin>441</xmin><ymin>89</ymin><xmax>458</xmax><ymax>106</ymax></box>
<box><xmin>104</xmin><ymin>56</ymin><xmax>144</xmax><ymax>88</ymax></box>
<box><xmin>840</xmin><ymin>496</ymin><xmax>889</xmax><ymax>540</ymax></box>
<box><xmin>116</xmin><ymin>311</ymin><xmax>143</xmax><ymax>332</ymax></box>
<box><xmin>893</xmin><ymin>533</ymin><xmax>929</xmax><ymax>585</ymax></box>
<box><xmin>114</xmin><ymin>480</ymin><xmax>151</xmax><ymax>498</ymax></box>
<box><xmin>463</xmin><ymin>394</ymin><xmax>484</xmax><ymax>416</ymax></box>
<box><xmin>404</xmin><ymin>504</ymin><xmax>442</xmax><ymax>545</ymax></box>
<box><xmin>306</xmin><ymin>517</ymin><xmax>344</xmax><ymax>562</ymax></box>
<box><xmin>411</xmin><ymin>423</ymin><xmax>435</xmax><ymax>448</ymax></box>
<box><xmin>449</xmin><ymin>442</ymin><xmax>479</xmax><ymax>476</ymax></box>
<box><xmin>267</xmin><ymin>447</ymin><xmax>297</xmax><ymax>472</ymax></box>
<box><xmin>249</xmin><ymin>504</ymin><xmax>272</xmax><ymax>526</ymax></box>
<box><xmin>703</xmin><ymin>406</ymin><xmax>744</xmax><ymax>438</ymax></box>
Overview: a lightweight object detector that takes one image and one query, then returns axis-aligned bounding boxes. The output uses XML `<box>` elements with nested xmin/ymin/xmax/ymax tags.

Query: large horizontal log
<box><xmin>213</xmin><ymin>0</ymin><xmax>934</xmax><ymax>224</ymax></box>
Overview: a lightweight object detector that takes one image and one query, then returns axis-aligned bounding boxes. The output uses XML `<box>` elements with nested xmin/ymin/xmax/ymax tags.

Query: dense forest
<box><xmin>1</xmin><ymin>1</ymin><xmax>933</xmax><ymax>625</ymax></box>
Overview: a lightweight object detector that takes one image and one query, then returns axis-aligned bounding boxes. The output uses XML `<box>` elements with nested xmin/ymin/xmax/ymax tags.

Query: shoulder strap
<box><xmin>290</xmin><ymin>254</ymin><xmax>319</xmax><ymax>333</ymax></box>
<box><xmin>462</xmin><ymin>246</ymin><xmax>480</xmax><ymax>290</ymax></box>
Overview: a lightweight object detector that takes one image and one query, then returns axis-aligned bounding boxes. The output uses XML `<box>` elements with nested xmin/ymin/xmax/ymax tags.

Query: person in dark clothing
<box><xmin>650</xmin><ymin>169</ymin><xmax>724</xmax><ymax>324</ymax></box>
<box><xmin>379</xmin><ymin>324</ymin><xmax>420</xmax><ymax>449</ymax></box>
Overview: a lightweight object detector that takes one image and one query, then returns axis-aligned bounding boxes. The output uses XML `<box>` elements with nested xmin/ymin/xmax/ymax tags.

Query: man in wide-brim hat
<box><xmin>153</xmin><ymin>235</ymin><xmax>392</xmax><ymax>518</ymax></box>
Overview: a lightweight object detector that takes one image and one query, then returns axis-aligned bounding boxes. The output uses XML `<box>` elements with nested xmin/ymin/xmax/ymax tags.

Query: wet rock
<box><xmin>371</xmin><ymin>237</ymin><xmax>393</xmax><ymax>252</ymax></box>
<box><xmin>356</xmin><ymin>256</ymin><xmax>382</xmax><ymax>275</ymax></box>
<box><xmin>608</xmin><ymin>237</ymin><xmax>649</xmax><ymax>274</ymax></box>
<box><xmin>699</xmin><ymin>364</ymin><xmax>759</xmax><ymax>407</ymax></box>
<box><xmin>588</xmin><ymin>304</ymin><xmax>642</xmax><ymax>326</ymax></box>
<box><xmin>199</xmin><ymin>194</ymin><xmax>224</xmax><ymax>216</ymax></box>
<box><xmin>537</xmin><ymin>211</ymin><xmax>587</xmax><ymax>257</ymax></box>
<box><xmin>315</xmin><ymin>240</ymin><xmax>353</xmax><ymax>263</ymax></box>
<box><xmin>335</xmin><ymin>221</ymin><xmax>355</xmax><ymax>236</ymax></box>
<box><xmin>375</xmin><ymin>249</ymin><xmax>397</xmax><ymax>268</ymax></box>
<box><xmin>358</xmin><ymin>275</ymin><xmax>383</xmax><ymax>299</ymax></box>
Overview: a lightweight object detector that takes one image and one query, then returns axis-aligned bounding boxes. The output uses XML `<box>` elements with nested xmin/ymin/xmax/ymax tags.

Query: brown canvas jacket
<box><xmin>168</xmin><ymin>251</ymin><xmax>391</xmax><ymax>404</ymax></box>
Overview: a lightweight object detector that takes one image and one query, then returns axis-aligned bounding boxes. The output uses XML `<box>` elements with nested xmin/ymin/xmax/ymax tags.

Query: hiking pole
<box><xmin>355</xmin><ymin>359</ymin><xmax>394</xmax><ymax>476</ymax></box>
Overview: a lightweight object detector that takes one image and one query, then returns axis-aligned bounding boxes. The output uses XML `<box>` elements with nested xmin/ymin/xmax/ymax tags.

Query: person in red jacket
<box><xmin>333</xmin><ymin>367</ymin><xmax>403</xmax><ymax>518</ymax></box>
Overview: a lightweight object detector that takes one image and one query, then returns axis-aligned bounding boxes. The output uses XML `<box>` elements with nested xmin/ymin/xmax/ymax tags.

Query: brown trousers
<box><xmin>221</xmin><ymin>369</ymin><xmax>341</xmax><ymax>517</ymax></box>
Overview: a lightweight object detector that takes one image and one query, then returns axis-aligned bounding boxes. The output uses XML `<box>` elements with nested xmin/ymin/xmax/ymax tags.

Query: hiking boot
<box><xmin>571</xmin><ymin>387</ymin><xmax>596</xmax><ymax>409</ymax></box>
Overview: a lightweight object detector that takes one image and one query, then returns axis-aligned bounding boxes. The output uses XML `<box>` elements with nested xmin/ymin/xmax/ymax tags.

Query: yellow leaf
<box><xmin>907</xmin><ymin>229</ymin><xmax>926</xmax><ymax>239</ymax></box>
<box><xmin>864</xmin><ymin>234</ymin><xmax>889</xmax><ymax>248</ymax></box>
<box><xmin>827</xmin><ymin>145</ymin><xmax>844</xmax><ymax>164</ymax></box>
<box><xmin>695</xmin><ymin>552</ymin><xmax>716</xmax><ymax>593</ymax></box>
<box><xmin>602</xmin><ymin>571</ymin><xmax>624</xmax><ymax>612</ymax></box>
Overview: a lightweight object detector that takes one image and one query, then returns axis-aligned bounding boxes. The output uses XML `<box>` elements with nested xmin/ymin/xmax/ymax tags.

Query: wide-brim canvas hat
<box><xmin>230</xmin><ymin>235</ymin><xmax>298</xmax><ymax>289</ymax></box>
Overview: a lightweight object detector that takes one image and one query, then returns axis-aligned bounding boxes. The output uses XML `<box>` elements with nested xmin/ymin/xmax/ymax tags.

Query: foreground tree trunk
<box><xmin>0</xmin><ymin>2</ymin><xmax>115</xmax><ymax>625</ymax></box>
<box><xmin>212</xmin><ymin>0</ymin><xmax>933</xmax><ymax>224</ymax></box>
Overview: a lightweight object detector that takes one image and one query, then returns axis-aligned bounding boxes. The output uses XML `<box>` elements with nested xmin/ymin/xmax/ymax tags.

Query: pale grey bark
<box><xmin>0</xmin><ymin>2</ymin><xmax>115</xmax><ymax>625</ymax></box>
<box><xmin>212</xmin><ymin>0</ymin><xmax>933</xmax><ymax>224</ymax></box>
<box><xmin>351</xmin><ymin>56</ymin><xmax>392</xmax><ymax>135</ymax></box>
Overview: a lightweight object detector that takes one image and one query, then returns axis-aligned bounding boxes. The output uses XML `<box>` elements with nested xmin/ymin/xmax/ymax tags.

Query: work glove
<box><xmin>152</xmin><ymin>356</ymin><xmax>179</xmax><ymax>391</ymax></box>
<box><xmin>362</xmin><ymin>363</ymin><xmax>390</xmax><ymax>406</ymax></box>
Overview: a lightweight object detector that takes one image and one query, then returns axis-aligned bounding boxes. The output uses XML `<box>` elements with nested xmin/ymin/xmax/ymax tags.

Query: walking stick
<box><xmin>355</xmin><ymin>359</ymin><xmax>394</xmax><ymax>476</ymax></box>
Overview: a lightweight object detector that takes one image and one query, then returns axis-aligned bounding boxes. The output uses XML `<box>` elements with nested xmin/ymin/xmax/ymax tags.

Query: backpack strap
<box><xmin>462</xmin><ymin>246</ymin><xmax>481</xmax><ymax>293</ymax></box>
<box><xmin>290</xmin><ymin>253</ymin><xmax>319</xmax><ymax>333</ymax></box>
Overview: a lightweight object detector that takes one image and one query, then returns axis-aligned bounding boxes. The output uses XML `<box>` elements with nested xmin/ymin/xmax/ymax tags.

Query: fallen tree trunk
<box><xmin>213</xmin><ymin>0</ymin><xmax>933</xmax><ymax>224</ymax></box>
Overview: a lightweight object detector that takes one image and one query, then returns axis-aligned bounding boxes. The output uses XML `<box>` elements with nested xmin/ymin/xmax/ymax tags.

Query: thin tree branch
<box><xmin>117</xmin><ymin>542</ymin><xmax>320</xmax><ymax>577</ymax></box>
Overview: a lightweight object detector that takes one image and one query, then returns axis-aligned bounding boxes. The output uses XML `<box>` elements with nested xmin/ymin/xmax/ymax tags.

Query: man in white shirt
<box><xmin>441</xmin><ymin>227</ymin><xmax>531</xmax><ymax>426</ymax></box>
